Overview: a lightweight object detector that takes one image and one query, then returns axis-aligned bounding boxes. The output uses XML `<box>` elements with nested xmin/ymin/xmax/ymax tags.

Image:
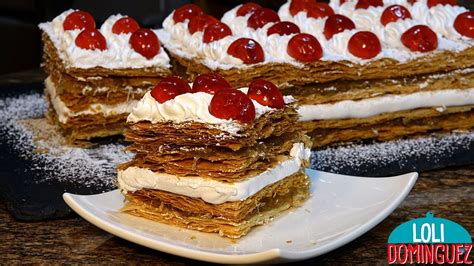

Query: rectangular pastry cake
<box><xmin>158</xmin><ymin>0</ymin><xmax>474</xmax><ymax>147</ymax></box>
<box><xmin>39</xmin><ymin>10</ymin><xmax>171</xmax><ymax>144</ymax></box>
<box><xmin>117</xmin><ymin>74</ymin><xmax>311</xmax><ymax>238</ymax></box>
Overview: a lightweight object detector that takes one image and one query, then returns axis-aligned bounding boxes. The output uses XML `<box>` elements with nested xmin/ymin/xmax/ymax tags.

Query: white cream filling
<box><xmin>117</xmin><ymin>143</ymin><xmax>311</xmax><ymax>204</ymax></box>
<box><xmin>127</xmin><ymin>88</ymin><xmax>294</xmax><ymax>135</ymax></box>
<box><xmin>297</xmin><ymin>87</ymin><xmax>474</xmax><ymax>121</ymax></box>
<box><xmin>45</xmin><ymin>76</ymin><xmax>139</xmax><ymax>123</ymax></box>
<box><xmin>39</xmin><ymin>10</ymin><xmax>171</xmax><ymax>69</ymax></box>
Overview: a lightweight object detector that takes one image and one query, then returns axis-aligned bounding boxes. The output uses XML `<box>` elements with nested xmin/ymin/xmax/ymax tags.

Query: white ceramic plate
<box><xmin>63</xmin><ymin>169</ymin><xmax>417</xmax><ymax>264</ymax></box>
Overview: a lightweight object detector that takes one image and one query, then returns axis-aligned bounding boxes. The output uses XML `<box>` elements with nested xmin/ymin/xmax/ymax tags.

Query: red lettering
<box><xmin>462</xmin><ymin>244</ymin><xmax>472</xmax><ymax>264</ymax></box>
<box><xmin>426</xmin><ymin>244</ymin><xmax>436</xmax><ymax>263</ymax></box>
<box><xmin>397</xmin><ymin>244</ymin><xmax>409</xmax><ymax>264</ymax></box>
<box><xmin>407</xmin><ymin>244</ymin><xmax>418</xmax><ymax>264</ymax></box>
<box><xmin>445</xmin><ymin>244</ymin><xmax>456</xmax><ymax>264</ymax></box>
<box><xmin>434</xmin><ymin>244</ymin><xmax>445</xmax><ymax>264</ymax></box>
<box><xmin>387</xmin><ymin>244</ymin><xmax>397</xmax><ymax>264</ymax></box>
<box><xmin>456</xmin><ymin>244</ymin><xmax>465</xmax><ymax>264</ymax></box>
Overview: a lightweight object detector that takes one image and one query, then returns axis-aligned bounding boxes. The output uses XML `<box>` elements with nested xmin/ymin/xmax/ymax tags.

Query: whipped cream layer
<box><xmin>127</xmin><ymin>88</ymin><xmax>294</xmax><ymax>135</ymax></box>
<box><xmin>45</xmin><ymin>77</ymin><xmax>139</xmax><ymax>123</ymax></box>
<box><xmin>118</xmin><ymin>143</ymin><xmax>310</xmax><ymax>204</ymax></box>
<box><xmin>39</xmin><ymin>10</ymin><xmax>170</xmax><ymax>69</ymax></box>
<box><xmin>298</xmin><ymin>87</ymin><xmax>474</xmax><ymax>121</ymax></box>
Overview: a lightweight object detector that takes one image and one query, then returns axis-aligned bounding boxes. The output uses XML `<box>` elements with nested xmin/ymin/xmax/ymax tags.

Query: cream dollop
<box><xmin>38</xmin><ymin>10</ymin><xmax>170</xmax><ymax>69</ymax></box>
<box><xmin>117</xmin><ymin>143</ymin><xmax>310</xmax><ymax>204</ymax></box>
<box><xmin>127</xmin><ymin>88</ymin><xmax>294</xmax><ymax>135</ymax></box>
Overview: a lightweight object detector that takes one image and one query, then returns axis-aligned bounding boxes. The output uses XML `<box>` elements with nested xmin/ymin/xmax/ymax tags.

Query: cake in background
<box><xmin>158</xmin><ymin>0</ymin><xmax>474</xmax><ymax>147</ymax></box>
<box><xmin>118</xmin><ymin>74</ymin><xmax>311</xmax><ymax>238</ymax></box>
<box><xmin>39</xmin><ymin>10</ymin><xmax>171</xmax><ymax>144</ymax></box>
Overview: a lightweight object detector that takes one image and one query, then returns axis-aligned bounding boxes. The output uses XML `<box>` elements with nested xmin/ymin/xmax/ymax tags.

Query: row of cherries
<box><xmin>62</xmin><ymin>11</ymin><xmax>161</xmax><ymax>59</ymax></box>
<box><xmin>293</xmin><ymin>0</ymin><xmax>462</xmax><ymax>16</ymax></box>
<box><xmin>172</xmin><ymin>1</ymin><xmax>473</xmax><ymax>64</ymax></box>
<box><xmin>150</xmin><ymin>74</ymin><xmax>285</xmax><ymax>123</ymax></box>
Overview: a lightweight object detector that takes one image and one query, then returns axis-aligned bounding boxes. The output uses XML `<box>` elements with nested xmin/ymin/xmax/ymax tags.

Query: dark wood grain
<box><xmin>1</xmin><ymin>164</ymin><xmax>472</xmax><ymax>264</ymax></box>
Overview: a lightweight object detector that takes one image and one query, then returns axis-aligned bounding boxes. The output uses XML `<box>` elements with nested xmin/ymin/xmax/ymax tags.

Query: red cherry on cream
<box><xmin>324</xmin><ymin>14</ymin><xmax>356</xmax><ymax>40</ymax></box>
<box><xmin>287</xmin><ymin>33</ymin><xmax>323</xmax><ymax>62</ymax></box>
<box><xmin>173</xmin><ymin>4</ymin><xmax>204</xmax><ymax>23</ymax></box>
<box><xmin>307</xmin><ymin>3</ymin><xmax>335</xmax><ymax>19</ymax></box>
<box><xmin>237</xmin><ymin>3</ymin><xmax>262</xmax><ymax>17</ymax></box>
<box><xmin>348</xmin><ymin>31</ymin><xmax>381</xmax><ymax>59</ymax></box>
<box><xmin>401</xmin><ymin>25</ymin><xmax>438</xmax><ymax>52</ymax></box>
<box><xmin>209</xmin><ymin>89</ymin><xmax>256</xmax><ymax>123</ymax></box>
<box><xmin>75</xmin><ymin>29</ymin><xmax>107</xmax><ymax>51</ymax></box>
<box><xmin>193</xmin><ymin>73</ymin><xmax>233</xmax><ymax>94</ymax></box>
<box><xmin>188</xmin><ymin>15</ymin><xmax>218</xmax><ymax>34</ymax></box>
<box><xmin>129</xmin><ymin>29</ymin><xmax>160</xmax><ymax>59</ymax></box>
<box><xmin>427</xmin><ymin>0</ymin><xmax>457</xmax><ymax>8</ymax></box>
<box><xmin>454</xmin><ymin>11</ymin><xmax>474</xmax><ymax>38</ymax></box>
<box><xmin>203</xmin><ymin>22</ymin><xmax>232</xmax><ymax>43</ymax></box>
<box><xmin>267</xmin><ymin>21</ymin><xmax>300</xmax><ymax>36</ymax></box>
<box><xmin>227</xmin><ymin>38</ymin><xmax>264</xmax><ymax>64</ymax></box>
<box><xmin>151</xmin><ymin>76</ymin><xmax>192</xmax><ymax>103</ymax></box>
<box><xmin>248</xmin><ymin>79</ymin><xmax>285</xmax><ymax>109</ymax></box>
<box><xmin>247</xmin><ymin>8</ymin><xmax>280</xmax><ymax>29</ymax></box>
<box><xmin>289</xmin><ymin>0</ymin><xmax>316</xmax><ymax>16</ymax></box>
<box><xmin>355</xmin><ymin>0</ymin><xmax>383</xmax><ymax>9</ymax></box>
<box><xmin>381</xmin><ymin>5</ymin><xmax>412</xmax><ymax>26</ymax></box>
<box><xmin>112</xmin><ymin>16</ymin><xmax>140</xmax><ymax>34</ymax></box>
<box><xmin>63</xmin><ymin>10</ymin><xmax>96</xmax><ymax>31</ymax></box>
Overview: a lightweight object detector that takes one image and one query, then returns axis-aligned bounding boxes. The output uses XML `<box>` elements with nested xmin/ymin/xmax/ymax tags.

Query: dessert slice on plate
<box><xmin>117</xmin><ymin>74</ymin><xmax>312</xmax><ymax>238</ymax></box>
<box><xmin>39</xmin><ymin>10</ymin><xmax>171</xmax><ymax>144</ymax></box>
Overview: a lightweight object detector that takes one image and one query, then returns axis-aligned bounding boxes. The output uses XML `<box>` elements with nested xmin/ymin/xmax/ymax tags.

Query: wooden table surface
<box><xmin>1</xmin><ymin>68</ymin><xmax>473</xmax><ymax>264</ymax></box>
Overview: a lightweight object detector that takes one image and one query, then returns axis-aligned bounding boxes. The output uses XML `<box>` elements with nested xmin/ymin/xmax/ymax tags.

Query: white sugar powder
<box><xmin>0</xmin><ymin>93</ymin><xmax>133</xmax><ymax>190</ymax></box>
<box><xmin>312</xmin><ymin>131</ymin><xmax>474</xmax><ymax>173</ymax></box>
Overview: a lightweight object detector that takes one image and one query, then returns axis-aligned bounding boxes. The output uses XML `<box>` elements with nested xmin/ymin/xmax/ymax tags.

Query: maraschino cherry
<box><xmin>75</xmin><ymin>29</ymin><xmax>107</xmax><ymax>51</ymax></box>
<box><xmin>348</xmin><ymin>31</ymin><xmax>381</xmax><ymax>59</ymax></box>
<box><xmin>237</xmin><ymin>3</ymin><xmax>262</xmax><ymax>17</ymax></box>
<box><xmin>427</xmin><ymin>0</ymin><xmax>457</xmax><ymax>8</ymax></box>
<box><xmin>248</xmin><ymin>79</ymin><xmax>285</xmax><ymax>109</ymax></box>
<box><xmin>454</xmin><ymin>11</ymin><xmax>474</xmax><ymax>38</ymax></box>
<box><xmin>193</xmin><ymin>73</ymin><xmax>233</xmax><ymax>94</ymax></box>
<box><xmin>209</xmin><ymin>89</ymin><xmax>256</xmax><ymax>123</ymax></box>
<box><xmin>381</xmin><ymin>5</ymin><xmax>412</xmax><ymax>26</ymax></box>
<box><xmin>227</xmin><ymin>38</ymin><xmax>264</xmax><ymax>64</ymax></box>
<box><xmin>289</xmin><ymin>0</ymin><xmax>316</xmax><ymax>16</ymax></box>
<box><xmin>267</xmin><ymin>21</ymin><xmax>300</xmax><ymax>36</ymax></box>
<box><xmin>324</xmin><ymin>14</ymin><xmax>356</xmax><ymax>40</ymax></box>
<box><xmin>188</xmin><ymin>15</ymin><xmax>218</xmax><ymax>34</ymax></box>
<box><xmin>203</xmin><ymin>22</ymin><xmax>232</xmax><ymax>43</ymax></box>
<box><xmin>173</xmin><ymin>4</ymin><xmax>204</xmax><ymax>23</ymax></box>
<box><xmin>151</xmin><ymin>76</ymin><xmax>192</xmax><ymax>103</ymax></box>
<box><xmin>112</xmin><ymin>16</ymin><xmax>140</xmax><ymax>34</ymax></box>
<box><xmin>287</xmin><ymin>33</ymin><xmax>323</xmax><ymax>62</ymax></box>
<box><xmin>247</xmin><ymin>8</ymin><xmax>280</xmax><ymax>29</ymax></box>
<box><xmin>63</xmin><ymin>10</ymin><xmax>95</xmax><ymax>31</ymax></box>
<box><xmin>401</xmin><ymin>25</ymin><xmax>438</xmax><ymax>52</ymax></box>
<box><xmin>355</xmin><ymin>0</ymin><xmax>383</xmax><ymax>9</ymax></box>
<box><xmin>129</xmin><ymin>29</ymin><xmax>160</xmax><ymax>59</ymax></box>
<box><xmin>307</xmin><ymin>3</ymin><xmax>335</xmax><ymax>19</ymax></box>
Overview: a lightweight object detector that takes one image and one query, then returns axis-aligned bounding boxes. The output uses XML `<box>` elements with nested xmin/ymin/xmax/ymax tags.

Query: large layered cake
<box><xmin>117</xmin><ymin>74</ymin><xmax>311</xmax><ymax>238</ymax></box>
<box><xmin>39</xmin><ymin>10</ymin><xmax>171</xmax><ymax>144</ymax></box>
<box><xmin>158</xmin><ymin>0</ymin><xmax>474</xmax><ymax>147</ymax></box>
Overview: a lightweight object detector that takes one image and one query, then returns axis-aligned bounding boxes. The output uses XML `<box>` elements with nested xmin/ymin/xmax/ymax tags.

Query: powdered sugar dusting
<box><xmin>312</xmin><ymin>131</ymin><xmax>474</xmax><ymax>175</ymax></box>
<box><xmin>0</xmin><ymin>92</ymin><xmax>132</xmax><ymax>190</ymax></box>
